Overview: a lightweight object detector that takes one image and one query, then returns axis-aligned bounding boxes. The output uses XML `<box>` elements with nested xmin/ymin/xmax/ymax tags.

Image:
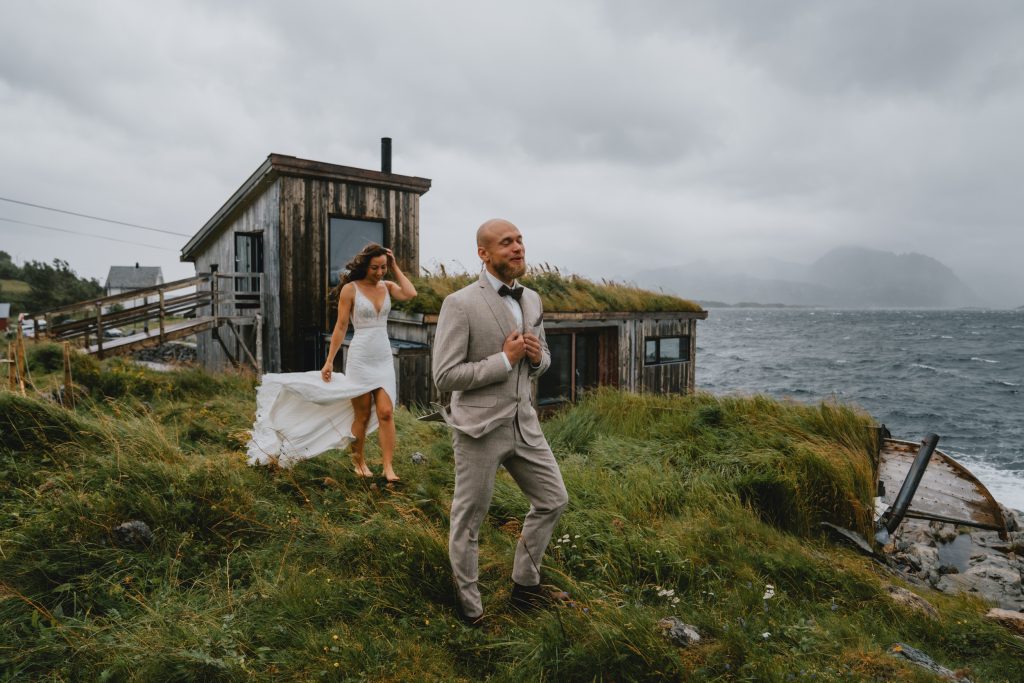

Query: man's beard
<box><xmin>495</xmin><ymin>260</ymin><xmax>526</xmax><ymax>282</ymax></box>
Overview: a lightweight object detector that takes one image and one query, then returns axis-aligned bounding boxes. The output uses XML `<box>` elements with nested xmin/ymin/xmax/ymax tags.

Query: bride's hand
<box><xmin>384</xmin><ymin>248</ymin><xmax>397</xmax><ymax>268</ymax></box>
<box><xmin>320</xmin><ymin>362</ymin><xmax>332</xmax><ymax>382</ymax></box>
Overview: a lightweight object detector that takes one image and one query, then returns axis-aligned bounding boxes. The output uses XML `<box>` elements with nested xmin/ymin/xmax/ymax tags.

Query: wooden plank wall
<box><xmin>194</xmin><ymin>180</ymin><xmax>281</xmax><ymax>372</ymax></box>
<box><xmin>278</xmin><ymin>176</ymin><xmax>422</xmax><ymax>371</ymax></box>
<box><xmin>636</xmin><ymin>318</ymin><xmax>697</xmax><ymax>394</ymax></box>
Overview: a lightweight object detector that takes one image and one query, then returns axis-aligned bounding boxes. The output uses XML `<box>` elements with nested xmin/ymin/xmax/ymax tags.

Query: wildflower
<box><xmin>761</xmin><ymin>632</ymin><xmax>771</xmax><ymax>640</ymax></box>
<box><xmin>332</xmin><ymin>634</ymin><xmax>339</xmax><ymax>640</ymax></box>
<box><xmin>762</xmin><ymin>584</ymin><xmax>775</xmax><ymax>600</ymax></box>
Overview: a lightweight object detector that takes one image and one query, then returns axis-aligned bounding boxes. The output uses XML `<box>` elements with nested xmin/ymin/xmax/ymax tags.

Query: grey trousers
<box><xmin>449</xmin><ymin>420</ymin><xmax>569</xmax><ymax>618</ymax></box>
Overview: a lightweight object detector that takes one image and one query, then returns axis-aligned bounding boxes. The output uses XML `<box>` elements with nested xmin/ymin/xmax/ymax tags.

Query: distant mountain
<box><xmin>638</xmin><ymin>247</ymin><xmax>979</xmax><ymax>308</ymax></box>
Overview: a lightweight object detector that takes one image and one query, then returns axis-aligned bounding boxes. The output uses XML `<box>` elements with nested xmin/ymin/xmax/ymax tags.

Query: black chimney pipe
<box><xmin>381</xmin><ymin>137</ymin><xmax>392</xmax><ymax>173</ymax></box>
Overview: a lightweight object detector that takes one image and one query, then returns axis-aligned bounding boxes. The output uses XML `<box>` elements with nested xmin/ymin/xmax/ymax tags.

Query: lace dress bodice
<box><xmin>352</xmin><ymin>284</ymin><xmax>390</xmax><ymax>329</ymax></box>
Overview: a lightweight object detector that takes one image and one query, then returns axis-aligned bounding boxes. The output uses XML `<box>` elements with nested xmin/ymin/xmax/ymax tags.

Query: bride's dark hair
<box><xmin>329</xmin><ymin>242</ymin><xmax>389</xmax><ymax>302</ymax></box>
<box><xmin>342</xmin><ymin>243</ymin><xmax>389</xmax><ymax>285</ymax></box>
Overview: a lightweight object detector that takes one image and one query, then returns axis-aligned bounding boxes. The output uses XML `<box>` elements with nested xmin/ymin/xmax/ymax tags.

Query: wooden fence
<box><xmin>23</xmin><ymin>272</ymin><xmax>263</xmax><ymax>370</ymax></box>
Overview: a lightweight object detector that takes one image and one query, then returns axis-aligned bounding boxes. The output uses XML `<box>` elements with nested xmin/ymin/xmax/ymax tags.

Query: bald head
<box><xmin>476</xmin><ymin>218</ymin><xmax>517</xmax><ymax>248</ymax></box>
<box><xmin>476</xmin><ymin>218</ymin><xmax>526</xmax><ymax>283</ymax></box>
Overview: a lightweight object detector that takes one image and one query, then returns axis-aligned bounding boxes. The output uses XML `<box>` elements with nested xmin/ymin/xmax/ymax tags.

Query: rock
<box><xmin>886</xmin><ymin>585</ymin><xmax>939</xmax><ymax>620</ymax></box>
<box><xmin>657</xmin><ymin>617</ymin><xmax>701</xmax><ymax>647</ymax></box>
<box><xmin>889</xmin><ymin>643</ymin><xmax>970</xmax><ymax>682</ymax></box>
<box><xmin>984</xmin><ymin>608</ymin><xmax>1024</xmax><ymax>635</ymax></box>
<box><xmin>1000</xmin><ymin>505</ymin><xmax>1020</xmax><ymax>532</ymax></box>
<box><xmin>131</xmin><ymin>341</ymin><xmax>197</xmax><ymax>365</ymax></box>
<box><xmin>113</xmin><ymin>520</ymin><xmax>154</xmax><ymax>548</ymax></box>
<box><xmin>410</xmin><ymin>451</ymin><xmax>426</xmax><ymax>464</ymax></box>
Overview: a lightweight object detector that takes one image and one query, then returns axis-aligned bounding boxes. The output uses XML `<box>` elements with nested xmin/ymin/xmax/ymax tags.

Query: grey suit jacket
<box><xmin>432</xmin><ymin>275</ymin><xmax>550</xmax><ymax>446</ymax></box>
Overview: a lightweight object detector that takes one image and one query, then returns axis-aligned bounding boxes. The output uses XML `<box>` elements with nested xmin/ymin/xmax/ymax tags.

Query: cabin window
<box><xmin>329</xmin><ymin>217</ymin><xmax>385</xmax><ymax>286</ymax></box>
<box><xmin>644</xmin><ymin>335</ymin><xmax>690</xmax><ymax>365</ymax></box>
<box><xmin>234</xmin><ymin>233</ymin><xmax>263</xmax><ymax>293</ymax></box>
<box><xmin>538</xmin><ymin>328</ymin><xmax>614</xmax><ymax>406</ymax></box>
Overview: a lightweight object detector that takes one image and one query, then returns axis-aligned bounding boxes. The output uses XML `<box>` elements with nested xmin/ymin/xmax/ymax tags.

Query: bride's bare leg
<box><xmin>349</xmin><ymin>393</ymin><xmax>374</xmax><ymax>477</ymax></box>
<box><xmin>373</xmin><ymin>390</ymin><xmax>399</xmax><ymax>482</ymax></box>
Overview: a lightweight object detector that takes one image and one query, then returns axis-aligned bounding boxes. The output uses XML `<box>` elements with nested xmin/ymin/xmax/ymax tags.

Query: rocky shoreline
<box><xmin>885</xmin><ymin>505</ymin><xmax>1024</xmax><ymax>612</ymax></box>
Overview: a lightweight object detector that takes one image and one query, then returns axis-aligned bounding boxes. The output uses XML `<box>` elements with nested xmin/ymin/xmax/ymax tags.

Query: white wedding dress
<box><xmin>247</xmin><ymin>284</ymin><xmax>395</xmax><ymax>468</ymax></box>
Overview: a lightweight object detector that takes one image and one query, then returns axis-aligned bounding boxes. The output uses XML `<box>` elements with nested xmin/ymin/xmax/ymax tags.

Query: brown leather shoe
<box><xmin>455</xmin><ymin>603</ymin><xmax>485</xmax><ymax>628</ymax></box>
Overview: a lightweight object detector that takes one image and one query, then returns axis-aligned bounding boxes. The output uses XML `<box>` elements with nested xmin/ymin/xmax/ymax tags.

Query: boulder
<box><xmin>886</xmin><ymin>585</ymin><xmax>938</xmax><ymax>620</ymax></box>
<box><xmin>113</xmin><ymin>520</ymin><xmax>154</xmax><ymax>548</ymax></box>
<box><xmin>889</xmin><ymin>643</ymin><xmax>970</xmax><ymax>682</ymax></box>
<box><xmin>657</xmin><ymin>617</ymin><xmax>701</xmax><ymax>647</ymax></box>
<box><xmin>984</xmin><ymin>608</ymin><xmax>1024</xmax><ymax>635</ymax></box>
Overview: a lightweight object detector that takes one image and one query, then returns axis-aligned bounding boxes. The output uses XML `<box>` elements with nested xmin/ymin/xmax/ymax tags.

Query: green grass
<box><xmin>1</xmin><ymin>345</ymin><xmax>1020</xmax><ymax>681</ymax></box>
<box><xmin>392</xmin><ymin>264</ymin><xmax>702</xmax><ymax>315</ymax></box>
<box><xmin>1</xmin><ymin>278</ymin><xmax>30</xmax><ymax>296</ymax></box>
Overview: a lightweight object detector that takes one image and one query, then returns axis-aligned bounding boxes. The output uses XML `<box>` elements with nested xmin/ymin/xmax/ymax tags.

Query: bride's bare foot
<box><xmin>383</xmin><ymin>467</ymin><xmax>401</xmax><ymax>484</ymax></box>
<box><xmin>351</xmin><ymin>455</ymin><xmax>373</xmax><ymax>479</ymax></box>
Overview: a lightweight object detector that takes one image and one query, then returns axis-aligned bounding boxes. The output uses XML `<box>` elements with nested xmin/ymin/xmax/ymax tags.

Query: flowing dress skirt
<box><xmin>246</xmin><ymin>326</ymin><xmax>395</xmax><ymax>468</ymax></box>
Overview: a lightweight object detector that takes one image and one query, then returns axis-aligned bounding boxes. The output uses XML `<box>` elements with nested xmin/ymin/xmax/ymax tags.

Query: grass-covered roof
<box><xmin>391</xmin><ymin>265</ymin><xmax>703</xmax><ymax>315</ymax></box>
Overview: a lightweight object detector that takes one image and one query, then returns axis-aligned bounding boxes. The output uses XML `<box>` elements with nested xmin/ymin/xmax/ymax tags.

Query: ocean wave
<box><xmin>911</xmin><ymin>363</ymin><xmax>938</xmax><ymax>372</ymax></box>
<box><xmin>971</xmin><ymin>357</ymin><xmax>999</xmax><ymax>363</ymax></box>
<box><xmin>953</xmin><ymin>458</ymin><xmax>1024</xmax><ymax>512</ymax></box>
<box><xmin>996</xmin><ymin>380</ymin><xmax>1019</xmax><ymax>387</ymax></box>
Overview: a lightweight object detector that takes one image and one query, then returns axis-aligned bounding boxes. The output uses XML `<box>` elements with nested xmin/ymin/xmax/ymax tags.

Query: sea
<box><xmin>697</xmin><ymin>308</ymin><xmax>1024</xmax><ymax>512</ymax></box>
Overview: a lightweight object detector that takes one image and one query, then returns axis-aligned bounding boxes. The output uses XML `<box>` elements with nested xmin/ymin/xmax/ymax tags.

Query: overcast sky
<box><xmin>2</xmin><ymin>1</ymin><xmax>1023</xmax><ymax>306</ymax></box>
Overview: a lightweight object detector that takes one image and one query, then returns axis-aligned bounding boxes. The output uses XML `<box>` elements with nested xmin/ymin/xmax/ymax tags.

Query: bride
<box><xmin>247</xmin><ymin>244</ymin><xmax>417</xmax><ymax>481</ymax></box>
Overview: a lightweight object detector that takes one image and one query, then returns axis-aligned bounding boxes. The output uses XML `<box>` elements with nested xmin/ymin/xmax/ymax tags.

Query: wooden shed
<box><xmin>386</xmin><ymin>293</ymin><xmax>707</xmax><ymax>408</ymax></box>
<box><xmin>180</xmin><ymin>148</ymin><xmax>431</xmax><ymax>375</ymax></box>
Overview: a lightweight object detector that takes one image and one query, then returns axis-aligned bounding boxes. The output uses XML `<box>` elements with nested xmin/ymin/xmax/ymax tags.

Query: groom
<box><xmin>432</xmin><ymin>218</ymin><xmax>569</xmax><ymax>624</ymax></box>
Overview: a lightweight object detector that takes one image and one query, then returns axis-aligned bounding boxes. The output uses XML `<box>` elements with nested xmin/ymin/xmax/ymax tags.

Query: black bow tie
<box><xmin>498</xmin><ymin>284</ymin><xmax>524</xmax><ymax>301</ymax></box>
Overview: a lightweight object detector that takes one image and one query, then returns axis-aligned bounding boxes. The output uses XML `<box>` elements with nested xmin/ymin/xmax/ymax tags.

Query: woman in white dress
<box><xmin>246</xmin><ymin>244</ymin><xmax>416</xmax><ymax>481</ymax></box>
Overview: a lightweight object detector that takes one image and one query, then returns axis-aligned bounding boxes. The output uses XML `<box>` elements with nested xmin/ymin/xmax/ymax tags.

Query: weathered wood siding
<box><xmin>277</xmin><ymin>175</ymin><xmax>422</xmax><ymax>371</ymax></box>
<box><xmin>193</xmin><ymin>180</ymin><xmax>281</xmax><ymax>372</ymax></box>
<box><xmin>637</xmin><ymin>317</ymin><xmax>698</xmax><ymax>395</ymax></box>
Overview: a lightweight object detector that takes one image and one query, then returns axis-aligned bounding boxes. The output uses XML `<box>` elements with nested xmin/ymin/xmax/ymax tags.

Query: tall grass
<box><xmin>1</xmin><ymin>348</ymin><xmax>1020</xmax><ymax>680</ymax></box>
<box><xmin>393</xmin><ymin>264</ymin><xmax>702</xmax><ymax>315</ymax></box>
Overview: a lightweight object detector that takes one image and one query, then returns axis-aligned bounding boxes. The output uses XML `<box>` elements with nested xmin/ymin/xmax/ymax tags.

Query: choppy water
<box><xmin>697</xmin><ymin>308</ymin><xmax>1024</xmax><ymax>511</ymax></box>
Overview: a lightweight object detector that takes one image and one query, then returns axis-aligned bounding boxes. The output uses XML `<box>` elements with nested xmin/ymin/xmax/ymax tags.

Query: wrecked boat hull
<box><xmin>877</xmin><ymin>438</ymin><xmax>1008</xmax><ymax>540</ymax></box>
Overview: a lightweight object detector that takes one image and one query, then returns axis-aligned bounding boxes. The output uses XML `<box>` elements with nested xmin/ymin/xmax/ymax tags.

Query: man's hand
<box><xmin>523</xmin><ymin>333</ymin><xmax>542</xmax><ymax>365</ymax></box>
<box><xmin>503</xmin><ymin>331</ymin><xmax>526</xmax><ymax>364</ymax></box>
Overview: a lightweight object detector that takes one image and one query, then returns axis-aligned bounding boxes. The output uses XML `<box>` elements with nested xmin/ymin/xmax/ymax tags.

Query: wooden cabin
<box><xmin>180</xmin><ymin>148</ymin><xmax>431</xmax><ymax>375</ymax></box>
<box><xmin>387</xmin><ymin>306</ymin><xmax>706</xmax><ymax>408</ymax></box>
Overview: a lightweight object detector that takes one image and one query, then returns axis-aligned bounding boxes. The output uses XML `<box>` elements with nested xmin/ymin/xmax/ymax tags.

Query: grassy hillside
<box><xmin>1</xmin><ymin>346</ymin><xmax>1020</xmax><ymax>681</ymax></box>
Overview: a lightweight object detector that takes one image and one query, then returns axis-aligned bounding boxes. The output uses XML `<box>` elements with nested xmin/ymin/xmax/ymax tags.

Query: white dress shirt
<box><xmin>484</xmin><ymin>269</ymin><xmax>522</xmax><ymax>371</ymax></box>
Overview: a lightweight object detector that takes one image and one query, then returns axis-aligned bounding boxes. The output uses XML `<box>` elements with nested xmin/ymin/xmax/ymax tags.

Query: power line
<box><xmin>0</xmin><ymin>216</ymin><xmax>175</xmax><ymax>250</ymax></box>
<box><xmin>0</xmin><ymin>195</ymin><xmax>191</xmax><ymax>237</ymax></box>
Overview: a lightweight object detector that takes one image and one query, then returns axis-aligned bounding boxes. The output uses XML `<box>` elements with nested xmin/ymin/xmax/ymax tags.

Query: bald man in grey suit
<box><xmin>432</xmin><ymin>219</ymin><xmax>569</xmax><ymax>624</ymax></box>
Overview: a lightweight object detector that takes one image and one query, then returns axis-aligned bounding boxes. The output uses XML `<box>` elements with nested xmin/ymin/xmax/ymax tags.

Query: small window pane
<box><xmin>645</xmin><ymin>339</ymin><xmax>658</xmax><ymax>364</ymax></box>
<box><xmin>660</xmin><ymin>337</ymin><xmax>682</xmax><ymax>362</ymax></box>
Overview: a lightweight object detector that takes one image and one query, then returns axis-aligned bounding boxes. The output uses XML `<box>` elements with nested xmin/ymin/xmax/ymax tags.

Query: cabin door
<box><xmin>538</xmin><ymin>327</ymin><xmax>617</xmax><ymax>407</ymax></box>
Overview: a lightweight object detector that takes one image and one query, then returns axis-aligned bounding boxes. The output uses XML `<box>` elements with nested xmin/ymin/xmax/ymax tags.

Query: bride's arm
<box><xmin>385</xmin><ymin>248</ymin><xmax>417</xmax><ymax>302</ymax></box>
<box><xmin>321</xmin><ymin>284</ymin><xmax>354</xmax><ymax>381</ymax></box>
